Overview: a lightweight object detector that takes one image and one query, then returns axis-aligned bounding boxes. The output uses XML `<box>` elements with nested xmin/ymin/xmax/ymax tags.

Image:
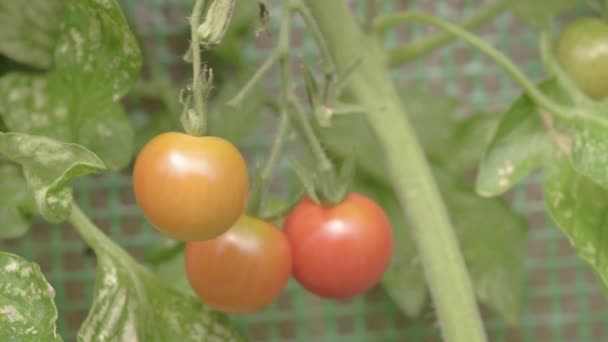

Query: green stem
<box><xmin>374</xmin><ymin>12</ymin><xmax>574</xmax><ymax>121</ymax></box>
<box><xmin>378</xmin><ymin>1</ymin><xmax>506</xmax><ymax>66</ymax></box>
<box><xmin>69</xmin><ymin>204</ymin><xmax>129</xmax><ymax>260</ymax></box>
<box><xmin>248</xmin><ymin>111</ymin><xmax>290</xmax><ymax>216</ymax></box>
<box><xmin>305</xmin><ymin>1</ymin><xmax>486</xmax><ymax>341</ymax></box>
<box><xmin>187</xmin><ymin>0</ymin><xmax>209</xmax><ymax>135</ymax></box>
<box><xmin>226</xmin><ymin>51</ymin><xmax>280</xmax><ymax>107</ymax></box>
<box><xmin>292</xmin><ymin>0</ymin><xmax>334</xmax><ymax>75</ymax></box>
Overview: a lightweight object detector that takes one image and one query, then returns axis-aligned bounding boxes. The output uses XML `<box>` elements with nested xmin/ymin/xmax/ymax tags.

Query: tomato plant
<box><xmin>133</xmin><ymin>132</ymin><xmax>249</xmax><ymax>241</ymax></box>
<box><xmin>184</xmin><ymin>215</ymin><xmax>292</xmax><ymax>313</ymax></box>
<box><xmin>555</xmin><ymin>17</ymin><xmax>608</xmax><ymax>100</ymax></box>
<box><xmin>283</xmin><ymin>193</ymin><xmax>393</xmax><ymax>299</ymax></box>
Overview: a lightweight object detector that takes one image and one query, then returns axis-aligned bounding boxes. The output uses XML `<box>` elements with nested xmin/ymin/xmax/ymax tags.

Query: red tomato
<box><xmin>133</xmin><ymin>132</ymin><xmax>249</xmax><ymax>241</ymax></box>
<box><xmin>184</xmin><ymin>215</ymin><xmax>292</xmax><ymax>313</ymax></box>
<box><xmin>283</xmin><ymin>193</ymin><xmax>393</xmax><ymax>299</ymax></box>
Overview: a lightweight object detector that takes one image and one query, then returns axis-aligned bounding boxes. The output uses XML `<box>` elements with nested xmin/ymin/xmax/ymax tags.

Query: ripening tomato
<box><xmin>555</xmin><ymin>17</ymin><xmax>608</xmax><ymax>100</ymax></box>
<box><xmin>283</xmin><ymin>193</ymin><xmax>393</xmax><ymax>300</ymax></box>
<box><xmin>184</xmin><ymin>215</ymin><xmax>292</xmax><ymax>313</ymax></box>
<box><xmin>133</xmin><ymin>132</ymin><xmax>249</xmax><ymax>241</ymax></box>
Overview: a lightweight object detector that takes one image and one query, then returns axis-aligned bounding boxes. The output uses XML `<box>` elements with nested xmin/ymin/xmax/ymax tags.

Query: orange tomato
<box><xmin>133</xmin><ymin>132</ymin><xmax>249</xmax><ymax>241</ymax></box>
<box><xmin>184</xmin><ymin>215</ymin><xmax>292</xmax><ymax>313</ymax></box>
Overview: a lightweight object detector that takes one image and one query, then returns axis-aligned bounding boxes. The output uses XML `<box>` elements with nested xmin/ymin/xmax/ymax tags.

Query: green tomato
<box><xmin>555</xmin><ymin>17</ymin><xmax>608</xmax><ymax>100</ymax></box>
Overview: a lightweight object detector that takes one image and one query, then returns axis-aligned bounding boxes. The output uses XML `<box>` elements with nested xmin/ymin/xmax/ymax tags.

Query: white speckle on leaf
<box><xmin>552</xmin><ymin>192</ymin><xmax>564</xmax><ymax>208</ymax></box>
<box><xmin>95</xmin><ymin>0</ymin><xmax>112</xmax><ymax>10</ymax></box>
<box><xmin>70</xmin><ymin>28</ymin><xmax>85</xmax><ymax>62</ymax></box>
<box><xmin>54</xmin><ymin>106</ymin><xmax>68</xmax><ymax>119</ymax></box>
<box><xmin>24</xmin><ymin>326</ymin><xmax>38</xmax><ymax>335</ymax></box>
<box><xmin>0</xmin><ymin>305</ymin><xmax>25</xmax><ymax>323</ymax></box>
<box><xmin>121</xmin><ymin>322</ymin><xmax>137</xmax><ymax>341</ymax></box>
<box><xmin>4</xmin><ymin>259</ymin><xmax>19</xmax><ymax>273</ymax></box>
<box><xmin>8</xmin><ymin>89</ymin><xmax>22</xmax><ymax>102</ymax></box>
<box><xmin>31</xmin><ymin>113</ymin><xmax>50</xmax><ymax>127</ymax></box>
<box><xmin>20</xmin><ymin>266</ymin><xmax>32</xmax><ymax>278</ymax></box>
<box><xmin>498</xmin><ymin>178</ymin><xmax>509</xmax><ymax>188</ymax></box>
<box><xmin>104</xmin><ymin>267</ymin><xmax>118</xmax><ymax>287</ymax></box>
<box><xmin>97</xmin><ymin>123</ymin><xmax>112</xmax><ymax>137</ymax></box>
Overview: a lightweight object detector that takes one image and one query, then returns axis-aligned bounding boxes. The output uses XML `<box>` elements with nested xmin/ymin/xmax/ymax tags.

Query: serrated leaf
<box><xmin>353</xmin><ymin>177</ymin><xmax>427</xmax><ymax>317</ymax></box>
<box><xmin>437</xmin><ymin>172</ymin><xmax>527</xmax><ymax>324</ymax></box>
<box><xmin>0</xmin><ymin>251</ymin><xmax>61</xmax><ymax>341</ymax></box>
<box><xmin>80</xmin><ymin>234</ymin><xmax>244</xmax><ymax>341</ymax></box>
<box><xmin>0</xmin><ymin>0</ymin><xmax>141</xmax><ymax>170</ymax></box>
<box><xmin>476</xmin><ymin>92</ymin><xmax>552</xmax><ymax>197</ymax></box>
<box><xmin>0</xmin><ymin>163</ymin><xmax>33</xmax><ymax>239</ymax></box>
<box><xmin>544</xmin><ymin>154</ymin><xmax>608</xmax><ymax>287</ymax></box>
<box><xmin>507</xmin><ymin>0</ymin><xmax>582</xmax><ymax>28</ymax></box>
<box><xmin>0</xmin><ymin>132</ymin><xmax>105</xmax><ymax>222</ymax></box>
<box><xmin>0</xmin><ymin>0</ymin><xmax>65</xmax><ymax>69</ymax></box>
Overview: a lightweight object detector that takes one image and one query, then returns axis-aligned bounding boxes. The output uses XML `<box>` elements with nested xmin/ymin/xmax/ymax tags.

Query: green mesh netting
<box><xmin>1</xmin><ymin>1</ymin><xmax>605</xmax><ymax>341</ymax></box>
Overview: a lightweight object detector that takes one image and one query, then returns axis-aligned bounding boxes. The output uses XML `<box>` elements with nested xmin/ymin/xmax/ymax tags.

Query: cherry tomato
<box><xmin>555</xmin><ymin>17</ymin><xmax>608</xmax><ymax>100</ymax></box>
<box><xmin>184</xmin><ymin>215</ymin><xmax>292</xmax><ymax>313</ymax></box>
<box><xmin>133</xmin><ymin>132</ymin><xmax>249</xmax><ymax>241</ymax></box>
<box><xmin>283</xmin><ymin>192</ymin><xmax>393</xmax><ymax>300</ymax></box>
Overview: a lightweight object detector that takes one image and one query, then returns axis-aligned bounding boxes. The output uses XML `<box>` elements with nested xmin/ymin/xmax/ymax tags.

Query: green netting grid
<box><xmin>1</xmin><ymin>0</ymin><xmax>607</xmax><ymax>341</ymax></box>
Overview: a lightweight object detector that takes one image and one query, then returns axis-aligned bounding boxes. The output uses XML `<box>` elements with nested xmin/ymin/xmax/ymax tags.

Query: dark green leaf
<box><xmin>80</xmin><ymin>241</ymin><xmax>244</xmax><ymax>341</ymax></box>
<box><xmin>544</xmin><ymin>154</ymin><xmax>608</xmax><ymax>286</ymax></box>
<box><xmin>0</xmin><ymin>163</ymin><xmax>33</xmax><ymax>239</ymax></box>
<box><xmin>0</xmin><ymin>0</ymin><xmax>141</xmax><ymax>170</ymax></box>
<box><xmin>353</xmin><ymin>177</ymin><xmax>427</xmax><ymax>317</ymax></box>
<box><xmin>437</xmin><ymin>171</ymin><xmax>527</xmax><ymax>324</ymax></box>
<box><xmin>0</xmin><ymin>132</ymin><xmax>105</xmax><ymax>222</ymax></box>
<box><xmin>0</xmin><ymin>0</ymin><xmax>65</xmax><ymax>69</ymax></box>
<box><xmin>476</xmin><ymin>92</ymin><xmax>552</xmax><ymax>197</ymax></box>
<box><xmin>0</xmin><ymin>251</ymin><xmax>61</xmax><ymax>341</ymax></box>
<box><xmin>507</xmin><ymin>0</ymin><xmax>582</xmax><ymax>28</ymax></box>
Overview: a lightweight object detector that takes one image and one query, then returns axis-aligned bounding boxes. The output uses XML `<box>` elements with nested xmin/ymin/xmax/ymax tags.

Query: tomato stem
<box><xmin>292</xmin><ymin>0</ymin><xmax>334</xmax><ymax>76</ymax></box>
<box><xmin>377</xmin><ymin>0</ymin><xmax>507</xmax><ymax>66</ymax></box>
<box><xmin>248</xmin><ymin>111</ymin><xmax>290</xmax><ymax>216</ymax></box>
<box><xmin>306</xmin><ymin>1</ymin><xmax>487</xmax><ymax>341</ymax></box>
<box><xmin>183</xmin><ymin>0</ymin><xmax>210</xmax><ymax>136</ymax></box>
<box><xmin>374</xmin><ymin>13</ymin><xmax>577</xmax><ymax>122</ymax></box>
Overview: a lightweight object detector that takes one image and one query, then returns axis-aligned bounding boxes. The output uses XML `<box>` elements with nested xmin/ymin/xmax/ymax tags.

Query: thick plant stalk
<box><xmin>304</xmin><ymin>1</ymin><xmax>487</xmax><ymax>341</ymax></box>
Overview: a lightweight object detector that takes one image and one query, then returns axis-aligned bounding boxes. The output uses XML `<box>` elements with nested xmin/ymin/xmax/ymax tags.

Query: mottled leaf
<box><xmin>0</xmin><ymin>0</ymin><xmax>141</xmax><ymax>170</ymax></box>
<box><xmin>0</xmin><ymin>132</ymin><xmax>105</xmax><ymax>222</ymax></box>
<box><xmin>570</xmin><ymin>112</ymin><xmax>608</xmax><ymax>189</ymax></box>
<box><xmin>0</xmin><ymin>0</ymin><xmax>65</xmax><ymax>69</ymax></box>
<box><xmin>80</xmin><ymin>240</ymin><xmax>244</xmax><ymax>342</ymax></box>
<box><xmin>544</xmin><ymin>154</ymin><xmax>608</xmax><ymax>286</ymax></box>
<box><xmin>0</xmin><ymin>163</ymin><xmax>34</xmax><ymax>239</ymax></box>
<box><xmin>476</xmin><ymin>91</ymin><xmax>552</xmax><ymax>197</ymax></box>
<box><xmin>0</xmin><ymin>251</ymin><xmax>61</xmax><ymax>341</ymax></box>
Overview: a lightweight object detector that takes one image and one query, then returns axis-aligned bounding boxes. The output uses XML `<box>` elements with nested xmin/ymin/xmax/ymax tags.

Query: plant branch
<box><xmin>374</xmin><ymin>13</ymin><xmax>575</xmax><ymax>121</ymax></box>
<box><xmin>292</xmin><ymin>0</ymin><xmax>334</xmax><ymax>75</ymax></box>
<box><xmin>306</xmin><ymin>1</ymin><xmax>486</xmax><ymax>341</ymax></box>
<box><xmin>377</xmin><ymin>0</ymin><xmax>506</xmax><ymax>66</ymax></box>
<box><xmin>226</xmin><ymin>51</ymin><xmax>280</xmax><ymax>107</ymax></box>
<box><xmin>187</xmin><ymin>0</ymin><xmax>210</xmax><ymax>135</ymax></box>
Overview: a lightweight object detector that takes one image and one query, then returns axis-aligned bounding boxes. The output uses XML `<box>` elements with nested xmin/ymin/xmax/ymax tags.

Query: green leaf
<box><xmin>0</xmin><ymin>251</ymin><xmax>61</xmax><ymax>341</ymax></box>
<box><xmin>507</xmin><ymin>0</ymin><xmax>582</xmax><ymax>28</ymax></box>
<box><xmin>353</xmin><ymin>177</ymin><xmax>427</xmax><ymax>317</ymax></box>
<box><xmin>544</xmin><ymin>154</ymin><xmax>608</xmax><ymax>287</ymax></box>
<box><xmin>437</xmin><ymin>172</ymin><xmax>527</xmax><ymax>324</ymax></box>
<box><xmin>569</xmin><ymin>111</ymin><xmax>608</xmax><ymax>189</ymax></box>
<box><xmin>0</xmin><ymin>132</ymin><xmax>105</xmax><ymax>222</ymax></box>
<box><xmin>0</xmin><ymin>0</ymin><xmax>65</xmax><ymax>69</ymax></box>
<box><xmin>80</xmin><ymin>240</ymin><xmax>244</xmax><ymax>341</ymax></box>
<box><xmin>0</xmin><ymin>163</ymin><xmax>34</xmax><ymax>239</ymax></box>
<box><xmin>0</xmin><ymin>0</ymin><xmax>141</xmax><ymax>170</ymax></box>
<box><xmin>476</xmin><ymin>92</ymin><xmax>553</xmax><ymax>197</ymax></box>
<box><xmin>149</xmin><ymin>247</ymin><xmax>195</xmax><ymax>297</ymax></box>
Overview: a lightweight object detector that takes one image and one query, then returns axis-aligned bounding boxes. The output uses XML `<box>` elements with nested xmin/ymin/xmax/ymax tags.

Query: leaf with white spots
<box><xmin>476</xmin><ymin>87</ymin><xmax>553</xmax><ymax>197</ymax></box>
<box><xmin>80</xmin><ymin>228</ymin><xmax>245</xmax><ymax>341</ymax></box>
<box><xmin>0</xmin><ymin>252</ymin><xmax>61</xmax><ymax>341</ymax></box>
<box><xmin>0</xmin><ymin>132</ymin><xmax>106</xmax><ymax>222</ymax></box>
<box><xmin>0</xmin><ymin>0</ymin><xmax>65</xmax><ymax>69</ymax></box>
<box><xmin>544</xmin><ymin>154</ymin><xmax>608</xmax><ymax>287</ymax></box>
<box><xmin>0</xmin><ymin>0</ymin><xmax>141</xmax><ymax>170</ymax></box>
<box><xmin>569</xmin><ymin>109</ymin><xmax>608</xmax><ymax>190</ymax></box>
<box><xmin>0</xmin><ymin>162</ymin><xmax>35</xmax><ymax>239</ymax></box>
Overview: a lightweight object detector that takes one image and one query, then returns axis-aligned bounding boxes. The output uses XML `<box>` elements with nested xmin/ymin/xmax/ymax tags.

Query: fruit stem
<box><xmin>185</xmin><ymin>0</ymin><xmax>210</xmax><ymax>136</ymax></box>
<box><xmin>378</xmin><ymin>0</ymin><xmax>507</xmax><ymax>66</ymax></box>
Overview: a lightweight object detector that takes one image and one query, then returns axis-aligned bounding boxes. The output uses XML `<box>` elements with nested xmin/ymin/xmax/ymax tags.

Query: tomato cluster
<box><xmin>134</xmin><ymin>132</ymin><xmax>394</xmax><ymax>313</ymax></box>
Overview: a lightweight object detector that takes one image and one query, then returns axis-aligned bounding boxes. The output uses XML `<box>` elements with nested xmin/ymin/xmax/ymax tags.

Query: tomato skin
<box><xmin>133</xmin><ymin>132</ymin><xmax>249</xmax><ymax>241</ymax></box>
<box><xmin>283</xmin><ymin>193</ymin><xmax>393</xmax><ymax>300</ymax></box>
<box><xmin>184</xmin><ymin>215</ymin><xmax>292</xmax><ymax>313</ymax></box>
<box><xmin>555</xmin><ymin>17</ymin><xmax>608</xmax><ymax>100</ymax></box>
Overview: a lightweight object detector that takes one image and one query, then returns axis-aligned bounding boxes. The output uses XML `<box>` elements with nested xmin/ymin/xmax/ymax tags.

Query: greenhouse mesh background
<box><xmin>0</xmin><ymin>0</ymin><xmax>605</xmax><ymax>341</ymax></box>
